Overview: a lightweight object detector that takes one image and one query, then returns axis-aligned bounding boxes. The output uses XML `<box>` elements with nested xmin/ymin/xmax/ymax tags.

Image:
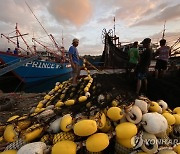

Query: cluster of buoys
<box><xmin>0</xmin><ymin>59</ymin><xmax>180</xmax><ymax>154</ymax></box>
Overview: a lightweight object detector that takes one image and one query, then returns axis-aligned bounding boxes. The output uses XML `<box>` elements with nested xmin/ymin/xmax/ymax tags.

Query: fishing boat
<box><xmin>100</xmin><ymin>26</ymin><xmax>180</xmax><ymax>69</ymax></box>
<box><xmin>0</xmin><ymin>51</ymin><xmax>72</xmax><ymax>83</ymax></box>
<box><xmin>0</xmin><ymin>24</ymin><xmax>72</xmax><ymax>92</ymax></box>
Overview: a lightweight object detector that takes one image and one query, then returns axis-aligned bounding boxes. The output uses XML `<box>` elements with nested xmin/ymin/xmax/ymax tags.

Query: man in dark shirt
<box><xmin>136</xmin><ymin>38</ymin><xmax>152</xmax><ymax>95</ymax></box>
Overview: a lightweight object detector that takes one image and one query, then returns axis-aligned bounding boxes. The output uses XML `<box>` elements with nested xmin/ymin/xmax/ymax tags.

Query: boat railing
<box><xmin>0</xmin><ymin>56</ymin><xmax>21</xmax><ymax>67</ymax></box>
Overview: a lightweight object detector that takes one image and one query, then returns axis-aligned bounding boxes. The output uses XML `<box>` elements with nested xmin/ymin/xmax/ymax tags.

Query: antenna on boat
<box><xmin>162</xmin><ymin>20</ymin><xmax>166</xmax><ymax>39</ymax></box>
<box><xmin>113</xmin><ymin>16</ymin><xmax>116</xmax><ymax>36</ymax></box>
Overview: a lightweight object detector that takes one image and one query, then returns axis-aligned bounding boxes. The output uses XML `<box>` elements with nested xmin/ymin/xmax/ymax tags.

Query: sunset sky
<box><xmin>0</xmin><ymin>0</ymin><xmax>180</xmax><ymax>55</ymax></box>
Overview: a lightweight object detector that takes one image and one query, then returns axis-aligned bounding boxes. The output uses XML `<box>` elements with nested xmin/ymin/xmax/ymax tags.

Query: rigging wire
<box><xmin>25</xmin><ymin>1</ymin><xmax>50</xmax><ymax>38</ymax></box>
<box><xmin>25</xmin><ymin>1</ymin><xmax>62</xmax><ymax>57</ymax></box>
<box><xmin>7</xmin><ymin>30</ymin><xmax>16</xmax><ymax>35</ymax></box>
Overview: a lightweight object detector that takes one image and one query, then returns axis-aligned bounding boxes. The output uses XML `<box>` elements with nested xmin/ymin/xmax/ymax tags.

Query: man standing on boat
<box><xmin>6</xmin><ymin>48</ymin><xmax>12</xmax><ymax>53</ymax></box>
<box><xmin>68</xmin><ymin>38</ymin><xmax>80</xmax><ymax>86</ymax></box>
<box><xmin>155</xmin><ymin>39</ymin><xmax>171</xmax><ymax>78</ymax></box>
<box><xmin>136</xmin><ymin>38</ymin><xmax>152</xmax><ymax>95</ymax></box>
<box><xmin>13</xmin><ymin>48</ymin><xmax>18</xmax><ymax>55</ymax></box>
<box><xmin>127</xmin><ymin>41</ymin><xmax>139</xmax><ymax>77</ymax></box>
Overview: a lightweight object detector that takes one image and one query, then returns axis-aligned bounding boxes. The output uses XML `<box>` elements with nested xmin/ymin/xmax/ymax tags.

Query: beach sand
<box><xmin>0</xmin><ymin>92</ymin><xmax>45</xmax><ymax>123</ymax></box>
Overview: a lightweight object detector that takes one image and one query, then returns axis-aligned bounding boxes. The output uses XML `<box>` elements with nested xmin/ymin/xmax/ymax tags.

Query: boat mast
<box><xmin>1</xmin><ymin>33</ymin><xmax>27</xmax><ymax>53</ymax></box>
<box><xmin>113</xmin><ymin>16</ymin><xmax>120</xmax><ymax>46</ymax></box>
<box><xmin>15</xmin><ymin>23</ymin><xmax>34</xmax><ymax>54</ymax></box>
<box><xmin>1</xmin><ymin>23</ymin><xmax>33</xmax><ymax>54</ymax></box>
<box><xmin>32</xmin><ymin>32</ymin><xmax>36</xmax><ymax>53</ymax></box>
<box><xmin>113</xmin><ymin>16</ymin><xmax>115</xmax><ymax>37</ymax></box>
<box><xmin>15</xmin><ymin>23</ymin><xmax>19</xmax><ymax>48</ymax></box>
<box><xmin>162</xmin><ymin>20</ymin><xmax>166</xmax><ymax>39</ymax></box>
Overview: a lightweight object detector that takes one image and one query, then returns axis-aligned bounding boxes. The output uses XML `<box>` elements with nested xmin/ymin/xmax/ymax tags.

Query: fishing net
<box><xmin>51</xmin><ymin>73</ymin><xmax>136</xmax><ymax>117</ymax></box>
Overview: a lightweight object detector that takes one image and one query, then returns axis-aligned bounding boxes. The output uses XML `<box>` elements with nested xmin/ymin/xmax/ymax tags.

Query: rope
<box><xmin>83</xmin><ymin>58</ymin><xmax>100</xmax><ymax>72</ymax></box>
<box><xmin>83</xmin><ymin>58</ymin><xmax>112</xmax><ymax>74</ymax></box>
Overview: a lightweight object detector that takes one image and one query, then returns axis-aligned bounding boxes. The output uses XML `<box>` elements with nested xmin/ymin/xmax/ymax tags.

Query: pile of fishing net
<box><xmin>0</xmin><ymin>60</ymin><xmax>180</xmax><ymax>154</ymax></box>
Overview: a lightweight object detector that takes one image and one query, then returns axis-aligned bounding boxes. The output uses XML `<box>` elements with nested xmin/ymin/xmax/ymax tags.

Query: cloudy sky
<box><xmin>0</xmin><ymin>0</ymin><xmax>180</xmax><ymax>55</ymax></box>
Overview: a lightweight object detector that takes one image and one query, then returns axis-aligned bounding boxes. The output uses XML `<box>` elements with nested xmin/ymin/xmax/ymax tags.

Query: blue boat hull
<box><xmin>0</xmin><ymin>52</ymin><xmax>72</xmax><ymax>84</ymax></box>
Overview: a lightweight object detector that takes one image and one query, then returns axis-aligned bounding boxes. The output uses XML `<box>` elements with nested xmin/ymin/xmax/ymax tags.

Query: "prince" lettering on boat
<box><xmin>24</xmin><ymin>61</ymin><xmax>63</xmax><ymax>69</ymax></box>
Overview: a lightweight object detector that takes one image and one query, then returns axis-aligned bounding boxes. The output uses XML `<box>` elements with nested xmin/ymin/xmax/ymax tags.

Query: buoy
<box><xmin>141</xmin><ymin>132</ymin><xmax>158</xmax><ymax>153</ymax></box>
<box><xmin>162</xmin><ymin>112</ymin><xmax>176</xmax><ymax>125</ymax></box>
<box><xmin>74</xmin><ymin>120</ymin><xmax>97</xmax><ymax>136</ymax></box>
<box><xmin>64</xmin><ymin>99</ymin><xmax>75</xmax><ymax>106</ymax></box>
<box><xmin>0</xmin><ymin>150</ymin><xmax>17</xmax><ymax>154</ymax></box>
<box><xmin>158</xmin><ymin>100</ymin><xmax>168</xmax><ymax>111</ymax></box>
<box><xmin>51</xmin><ymin>141</ymin><xmax>76</xmax><ymax>154</ymax></box>
<box><xmin>24</xmin><ymin>127</ymin><xmax>43</xmax><ymax>142</ymax></box>
<box><xmin>149</xmin><ymin>101</ymin><xmax>162</xmax><ymax>113</ymax></box>
<box><xmin>48</xmin><ymin>117</ymin><xmax>62</xmax><ymax>133</ymax></box>
<box><xmin>173</xmin><ymin>107</ymin><xmax>180</xmax><ymax>114</ymax></box>
<box><xmin>116</xmin><ymin>136</ymin><xmax>135</xmax><ymax>148</ymax></box>
<box><xmin>107</xmin><ymin>107</ymin><xmax>124</xmax><ymax>121</ymax></box>
<box><xmin>60</xmin><ymin>114</ymin><xmax>72</xmax><ymax>132</ymax></box>
<box><xmin>78</xmin><ymin>96</ymin><xmax>87</xmax><ymax>103</ymax></box>
<box><xmin>126</xmin><ymin>105</ymin><xmax>142</xmax><ymax>124</ymax></box>
<box><xmin>86</xmin><ymin>133</ymin><xmax>109</xmax><ymax>152</ymax></box>
<box><xmin>142</xmin><ymin>112</ymin><xmax>168</xmax><ymax>134</ymax></box>
<box><xmin>173</xmin><ymin>114</ymin><xmax>180</xmax><ymax>125</ymax></box>
<box><xmin>17</xmin><ymin>142</ymin><xmax>47</xmax><ymax>154</ymax></box>
<box><xmin>4</xmin><ymin>124</ymin><xmax>18</xmax><ymax>142</ymax></box>
<box><xmin>115</xmin><ymin>122</ymin><xmax>137</xmax><ymax>139</ymax></box>
<box><xmin>135</xmin><ymin>99</ymin><xmax>148</xmax><ymax>114</ymax></box>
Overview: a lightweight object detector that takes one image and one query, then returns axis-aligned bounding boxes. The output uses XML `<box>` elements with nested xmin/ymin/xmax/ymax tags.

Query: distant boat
<box><xmin>0</xmin><ymin>24</ymin><xmax>72</xmax><ymax>92</ymax></box>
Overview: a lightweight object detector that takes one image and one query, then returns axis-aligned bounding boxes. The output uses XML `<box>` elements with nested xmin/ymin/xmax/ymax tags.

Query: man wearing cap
<box><xmin>68</xmin><ymin>38</ymin><xmax>80</xmax><ymax>86</ymax></box>
<box><xmin>136</xmin><ymin>38</ymin><xmax>152</xmax><ymax>95</ymax></box>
